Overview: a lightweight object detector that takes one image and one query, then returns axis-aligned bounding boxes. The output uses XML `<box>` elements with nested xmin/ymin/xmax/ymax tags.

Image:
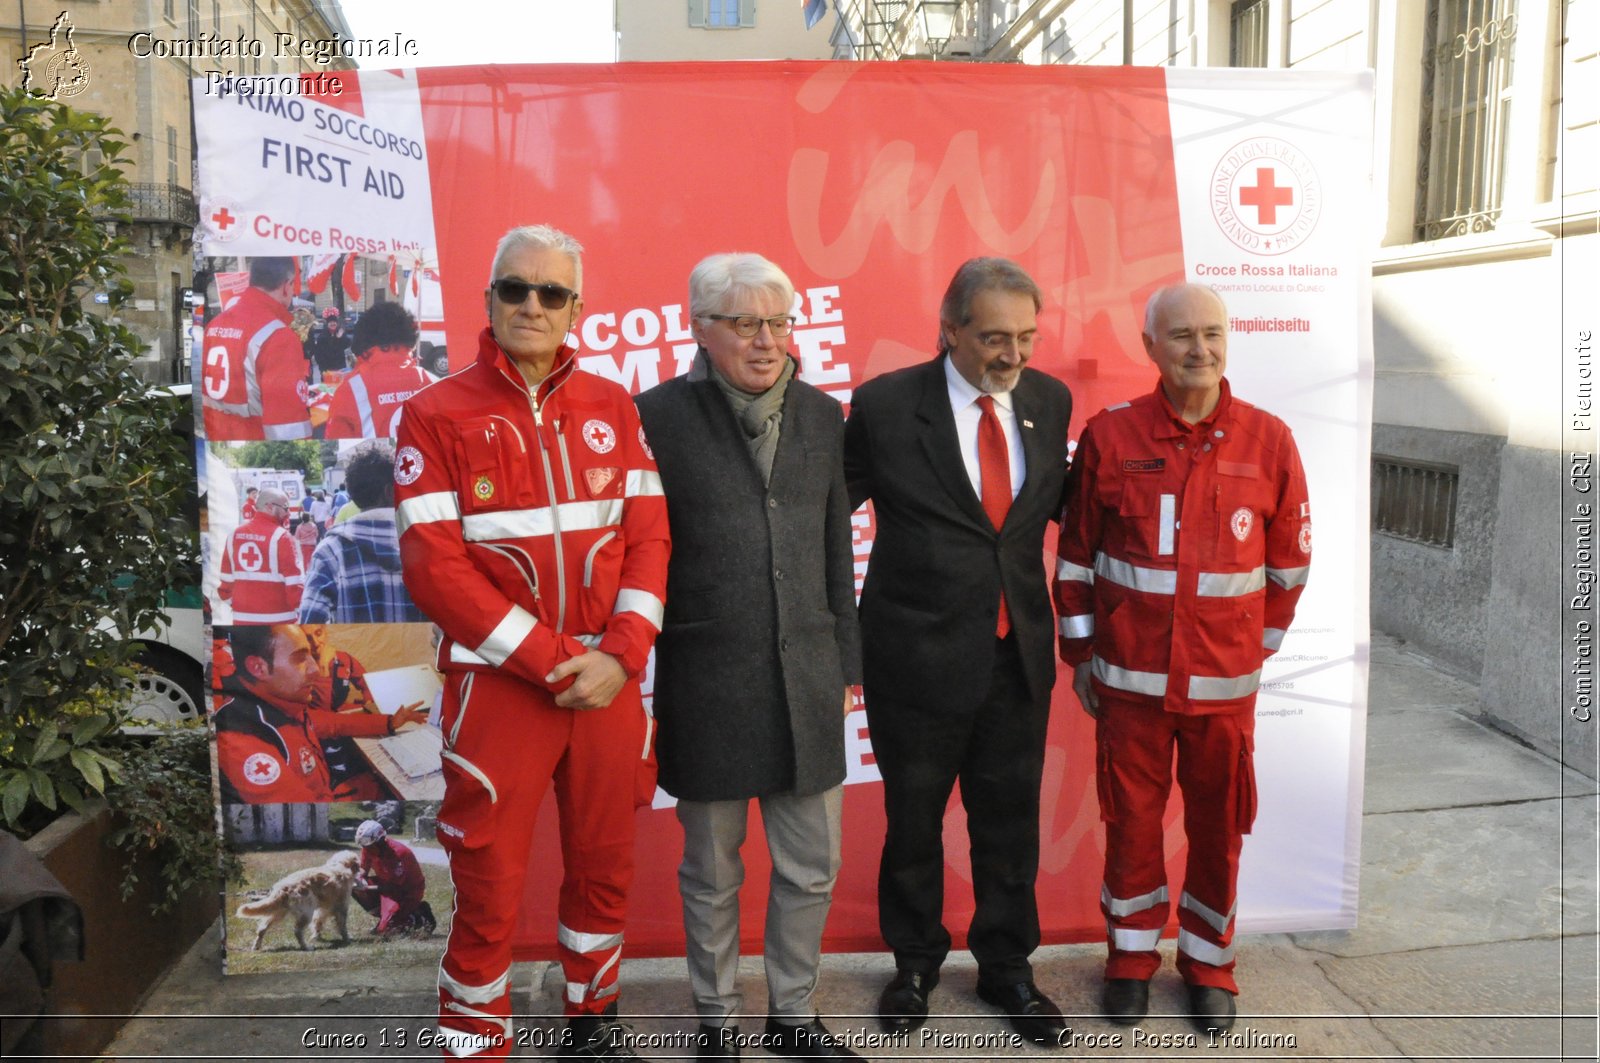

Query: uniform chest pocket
<box><xmin>1111</xmin><ymin>479</ymin><xmax>1179</xmax><ymax>559</ymax></box>
<box><xmin>1212</xmin><ymin>462</ymin><xmax>1273</xmax><ymax>561</ymax></box>
<box><xmin>454</xmin><ymin>416</ymin><xmax>535</xmax><ymax>513</ymax></box>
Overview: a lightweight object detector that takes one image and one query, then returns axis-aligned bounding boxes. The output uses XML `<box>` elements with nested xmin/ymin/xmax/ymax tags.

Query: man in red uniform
<box><xmin>217</xmin><ymin>488</ymin><xmax>305</xmax><ymax>624</ymax></box>
<box><xmin>353</xmin><ymin>819</ymin><xmax>436</xmax><ymax>936</ymax></box>
<box><xmin>325</xmin><ymin>302</ymin><xmax>438</xmax><ymax>439</ymax></box>
<box><xmin>1055</xmin><ymin>284</ymin><xmax>1311</xmax><ymax>1034</ymax></box>
<box><xmin>212</xmin><ymin>625</ymin><xmax>426</xmax><ymax>804</ymax></box>
<box><xmin>395</xmin><ymin>224</ymin><xmax>670</xmax><ymax>1061</ymax></box>
<box><xmin>201</xmin><ymin>257</ymin><xmax>313</xmax><ymax>441</ymax></box>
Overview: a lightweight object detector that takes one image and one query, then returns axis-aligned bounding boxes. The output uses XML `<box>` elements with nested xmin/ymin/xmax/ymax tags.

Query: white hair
<box><xmin>1143</xmin><ymin>283</ymin><xmax>1227</xmax><ymax>335</ymax></box>
<box><xmin>489</xmin><ymin>224</ymin><xmax>584</xmax><ymax>292</ymax></box>
<box><xmin>688</xmin><ymin>252</ymin><xmax>795</xmax><ymax>320</ymax></box>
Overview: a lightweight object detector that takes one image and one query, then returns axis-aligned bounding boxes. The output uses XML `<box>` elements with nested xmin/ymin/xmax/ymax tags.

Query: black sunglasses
<box><xmin>490</xmin><ymin>278</ymin><xmax>578</xmax><ymax>310</ymax></box>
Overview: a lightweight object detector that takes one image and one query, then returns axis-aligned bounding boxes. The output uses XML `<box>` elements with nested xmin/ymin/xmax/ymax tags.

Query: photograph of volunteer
<box><xmin>211</xmin><ymin>624</ymin><xmax>426</xmax><ymax>805</ymax></box>
<box><xmin>394</xmin><ymin>223</ymin><xmax>670</xmax><ymax>1060</ymax></box>
<box><xmin>299</xmin><ymin>440</ymin><xmax>424</xmax><ymax>624</ymax></box>
<box><xmin>201</xmin><ymin>256</ymin><xmax>314</xmax><ymax>441</ymax></box>
<box><xmin>323</xmin><ymin>302</ymin><xmax>438</xmax><ymax>439</ymax></box>
<box><xmin>1055</xmin><ymin>283</ymin><xmax>1312</xmax><ymax>1034</ymax></box>
<box><xmin>636</xmin><ymin>252</ymin><xmax>863</xmax><ymax>1060</ymax></box>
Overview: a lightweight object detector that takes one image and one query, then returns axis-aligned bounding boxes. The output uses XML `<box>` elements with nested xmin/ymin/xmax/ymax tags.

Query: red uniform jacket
<box><xmin>359</xmin><ymin>838</ymin><xmax>426</xmax><ymax>908</ymax></box>
<box><xmin>1055</xmin><ymin>380</ymin><xmax>1310</xmax><ymax>714</ymax></box>
<box><xmin>200</xmin><ymin>286</ymin><xmax>312</xmax><ymax>440</ymax></box>
<box><xmin>324</xmin><ymin>347</ymin><xmax>437</xmax><ymax>439</ymax></box>
<box><xmin>218</xmin><ymin>511</ymin><xmax>305</xmax><ymax>624</ymax></box>
<box><xmin>394</xmin><ymin>329</ymin><xmax>670</xmax><ymax>689</ymax></box>
<box><xmin>213</xmin><ymin>690</ymin><xmax>395</xmax><ymax>804</ymax></box>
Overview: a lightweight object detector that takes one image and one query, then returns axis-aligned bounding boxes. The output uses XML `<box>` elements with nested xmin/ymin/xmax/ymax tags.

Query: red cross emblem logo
<box><xmin>1209</xmin><ymin>137</ymin><xmax>1321</xmax><ymax>256</ymax></box>
<box><xmin>1238</xmin><ymin>167</ymin><xmax>1294</xmax><ymax>226</ymax></box>
<box><xmin>236</xmin><ymin>540</ymin><xmax>264</xmax><ymax>572</ymax></box>
<box><xmin>242</xmin><ymin>752</ymin><xmax>280</xmax><ymax>785</ymax></box>
<box><xmin>394</xmin><ymin>445</ymin><xmax>424</xmax><ymax>486</ymax></box>
<box><xmin>210</xmin><ymin>207</ymin><xmax>236</xmax><ymax>230</ymax></box>
<box><xmin>582</xmin><ymin>419</ymin><xmax>617</xmax><ymax>454</ymax></box>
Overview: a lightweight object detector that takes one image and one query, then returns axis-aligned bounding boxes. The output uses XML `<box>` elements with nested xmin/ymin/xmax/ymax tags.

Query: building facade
<box><xmin>617</xmin><ymin>0</ymin><xmax>838</xmax><ymax>60</ymax></box>
<box><xmin>3</xmin><ymin>0</ymin><xmax>354</xmax><ymax>384</ymax></box>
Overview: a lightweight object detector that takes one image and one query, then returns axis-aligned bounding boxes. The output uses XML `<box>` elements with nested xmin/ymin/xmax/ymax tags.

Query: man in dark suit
<box><xmin>637</xmin><ymin>253</ymin><xmax>863</xmax><ymax>1061</ymax></box>
<box><xmin>844</xmin><ymin>257</ymin><xmax>1073</xmax><ymax>1045</ymax></box>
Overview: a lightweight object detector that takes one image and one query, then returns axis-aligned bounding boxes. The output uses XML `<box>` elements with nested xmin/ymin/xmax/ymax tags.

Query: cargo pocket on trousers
<box><xmin>436</xmin><ymin>751</ymin><xmax>498</xmax><ymax>852</ymax></box>
<box><xmin>1095</xmin><ymin>726</ymin><xmax>1117</xmax><ymax>823</ymax></box>
<box><xmin>634</xmin><ymin>710</ymin><xmax>659</xmax><ymax>808</ymax></box>
<box><xmin>1234</xmin><ymin>734</ymin><xmax>1258</xmax><ymax>834</ymax></box>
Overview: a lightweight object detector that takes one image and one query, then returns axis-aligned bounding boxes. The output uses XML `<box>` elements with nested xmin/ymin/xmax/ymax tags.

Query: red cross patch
<box><xmin>582</xmin><ymin>419</ymin><xmax>617</xmax><ymax>454</ymax></box>
<box><xmin>394</xmin><ymin>445</ymin><xmax>424</xmax><ymax>486</ymax></box>
<box><xmin>236</xmin><ymin>540</ymin><xmax>264</xmax><ymax>572</ymax></box>
<box><xmin>1230</xmin><ymin>507</ymin><xmax>1254</xmax><ymax>542</ymax></box>
<box><xmin>299</xmin><ymin>747</ymin><xmax>318</xmax><ymax>776</ymax></box>
<box><xmin>243</xmin><ymin>752</ymin><xmax>280</xmax><ymax>785</ymax></box>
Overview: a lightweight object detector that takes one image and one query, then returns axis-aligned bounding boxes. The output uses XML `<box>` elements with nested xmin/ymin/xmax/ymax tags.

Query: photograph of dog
<box><xmin>234</xmin><ymin>849</ymin><xmax>361</xmax><ymax>951</ymax></box>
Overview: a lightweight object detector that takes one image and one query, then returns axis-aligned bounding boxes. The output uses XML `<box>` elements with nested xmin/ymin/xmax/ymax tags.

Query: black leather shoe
<box><xmin>1186</xmin><ymin>984</ymin><xmax>1238</xmax><ymax>1034</ymax></box>
<box><xmin>975</xmin><ymin>980</ymin><xmax>1066</xmax><ymax>1046</ymax></box>
<box><xmin>697</xmin><ymin>1022</ymin><xmax>739</xmax><ymax>1059</ymax></box>
<box><xmin>877</xmin><ymin>968</ymin><xmax>939</xmax><ymax>1033</ymax></box>
<box><xmin>761</xmin><ymin>1017</ymin><xmax>861</xmax><ymax>1059</ymax></box>
<box><xmin>1102</xmin><ymin>978</ymin><xmax>1150</xmax><ymax>1025</ymax></box>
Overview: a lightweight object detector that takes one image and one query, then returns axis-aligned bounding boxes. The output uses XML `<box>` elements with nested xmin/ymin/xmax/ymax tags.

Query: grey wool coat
<box><xmin>635</xmin><ymin>366</ymin><xmax>863</xmax><ymax>802</ymax></box>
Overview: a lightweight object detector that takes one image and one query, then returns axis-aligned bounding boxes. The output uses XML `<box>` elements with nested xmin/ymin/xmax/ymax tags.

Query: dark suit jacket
<box><xmin>637</xmin><ymin>370</ymin><xmax>863</xmax><ymax>802</ymax></box>
<box><xmin>844</xmin><ymin>355</ymin><xmax>1072</xmax><ymax>712</ymax></box>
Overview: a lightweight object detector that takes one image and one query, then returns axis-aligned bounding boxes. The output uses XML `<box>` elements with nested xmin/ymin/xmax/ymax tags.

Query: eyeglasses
<box><xmin>704</xmin><ymin>314</ymin><xmax>796</xmax><ymax>338</ymax></box>
<box><xmin>490</xmin><ymin>278</ymin><xmax>579</xmax><ymax>310</ymax></box>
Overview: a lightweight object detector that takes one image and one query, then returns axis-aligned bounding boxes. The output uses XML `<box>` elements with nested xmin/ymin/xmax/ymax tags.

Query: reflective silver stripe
<box><xmin>440</xmin><ymin>751</ymin><xmax>498</xmax><ymax>804</ymax></box>
<box><xmin>438</xmin><ymin>965</ymin><xmax>509</xmax><ymax>1006</ymax></box>
<box><xmin>204</xmin><ymin>398</ymin><xmax>252</xmax><ymax>416</ymax></box>
<box><xmin>583</xmin><ymin>531</ymin><xmax>617</xmax><ymax>587</ymax></box>
<box><xmin>625</xmin><ymin>468</ymin><xmax>664</xmax><ymax>497</ymax></box>
<box><xmin>558</xmin><ymin>923</ymin><xmax>623</xmax><ymax>954</ymax></box>
<box><xmin>1188</xmin><ymin>670</ymin><xmax>1261</xmax><ymax>700</ymax></box>
<box><xmin>574</xmin><ymin>633</ymin><xmax>603</xmax><ymax>649</ymax></box>
<box><xmin>262</xmin><ymin>420</ymin><xmax>312</xmax><ymax>440</ymax></box>
<box><xmin>1158</xmin><ymin>493</ymin><xmax>1176</xmax><ymax>555</ymax></box>
<box><xmin>348</xmin><ymin>374</ymin><xmax>375</xmax><ymax>437</ymax></box>
<box><xmin>461</xmin><ymin>499</ymin><xmax>622</xmax><ymax>542</ymax></box>
<box><xmin>1095</xmin><ymin>552</ymin><xmax>1177</xmax><ymax>595</ymax></box>
<box><xmin>1267</xmin><ymin>564</ymin><xmax>1310</xmax><ymax>589</ymax></box>
<box><xmin>475</xmin><ymin>606</ymin><xmax>537</xmax><ymax>667</ymax></box>
<box><xmin>230</xmin><ymin>608</ymin><xmax>298</xmax><ymax>622</ymax></box>
<box><xmin>1092</xmin><ymin>656</ymin><xmax>1168</xmax><ymax>697</ymax></box>
<box><xmin>1196</xmin><ymin>566</ymin><xmax>1266</xmax><ymax>597</ymax></box>
<box><xmin>1056</xmin><ymin>558</ymin><xmax>1093</xmax><ymax>583</ymax></box>
<box><xmin>1102</xmin><ymin>883</ymin><xmax>1169</xmax><ymax>918</ymax></box>
<box><xmin>1180</xmin><ymin>891</ymin><xmax>1236</xmax><ymax>935</ymax></box>
<box><xmin>1263</xmin><ymin>627</ymin><xmax>1286</xmax><ymax>651</ymax></box>
<box><xmin>398</xmin><ymin>491</ymin><xmax>462</xmax><ymax>535</ymax></box>
<box><xmin>589</xmin><ymin>946</ymin><xmax>622</xmax><ymax>994</ymax></box>
<box><xmin>230</xmin><ymin>571</ymin><xmax>295</xmax><ymax>583</ymax></box>
<box><xmin>613</xmin><ymin>588</ymin><xmax>665</xmax><ymax>630</ymax></box>
<box><xmin>1058</xmin><ymin>613</ymin><xmax>1094</xmax><ymax>639</ymax></box>
<box><xmin>449</xmin><ymin>642</ymin><xmax>490</xmax><ymax>667</ymax></box>
<box><xmin>1176</xmin><ymin>927</ymin><xmax>1234</xmax><ymax>966</ymax></box>
<box><xmin>1109</xmin><ymin>926</ymin><xmax>1162</xmax><ymax>952</ymax></box>
<box><xmin>449</xmin><ymin>673</ymin><xmax>474</xmax><ymax>749</ymax></box>
<box><xmin>566</xmin><ymin>977</ymin><xmax>621</xmax><ymax>1003</ymax></box>
<box><xmin>242</xmin><ymin>319</ymin><xmax>282</xmax><ymax>418</ymax></box>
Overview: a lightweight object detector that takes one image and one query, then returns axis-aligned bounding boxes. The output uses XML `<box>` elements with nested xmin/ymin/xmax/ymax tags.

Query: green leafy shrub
<box><xmin>0</xmin><ymin>87</ymin><xmax>196</xmax><ymax>825</ymax></box>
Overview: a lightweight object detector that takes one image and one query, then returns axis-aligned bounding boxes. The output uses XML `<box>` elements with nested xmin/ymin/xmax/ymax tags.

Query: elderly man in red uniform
<box><xmin>1055</xmin><ymin>284</ymin><xmax>1311</xmax><ymax>1034</ymax></box>
<box><xmin>217</xmin><ymin>487</ymin><xmax>305</xmax><ymax>624</ymax></box>
<box><xmin>395</xmin><ymin>223</ymin><xmax>669</xmax><ymax>1061</ymax></box>
<box><xmin>325</xmin><ymin>302</ymin><xmax>438</xmax><ymax>439</ymax></box>
<box><xmin>201</xmin><ymin>256</ymin><xmax>312</xmax><ymax>440</ymax></box>
<box><xmin>212</xmin><ymin>625</ymin><xmax>425</xmax><ymax>804</ymax></box>
<box><xmin>353</xmin><ymin>819</ymin><xmax>436</xmax><ymax>936</ymax></box>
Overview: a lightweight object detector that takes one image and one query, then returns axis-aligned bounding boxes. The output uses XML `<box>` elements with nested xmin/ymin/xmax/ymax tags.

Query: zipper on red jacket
<box><xmin>526</xmin><ymin>390</ymin><xmax>569</xmax><ymax>631</ymax></box>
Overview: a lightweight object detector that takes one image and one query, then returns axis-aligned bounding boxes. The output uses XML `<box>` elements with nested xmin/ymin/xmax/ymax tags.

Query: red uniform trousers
<box><xmin>1095</xmin><ymin>696</ymin><xmax>1257</xmax><ymax>992</ymax></box>
<box><xmin>434</xmin><ymin>668</ymin><xmax>651</xmax><ymax>1059</ymax></box>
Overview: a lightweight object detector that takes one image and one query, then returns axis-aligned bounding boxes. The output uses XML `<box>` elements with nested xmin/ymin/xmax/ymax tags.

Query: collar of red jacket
<box><xmin>1149</xmin><ymin>376</ymin><xmax>1233</xmax><ymax>437</ymax></box>
<box><xmin>241</xmin><ymin>284</ymin><xmax>293</xmax><ymax>324</ymax></box>
<box><xmin>475</xmin><ymin>326</ymin><xmax>577</xmax><ymax>399</ymax></box>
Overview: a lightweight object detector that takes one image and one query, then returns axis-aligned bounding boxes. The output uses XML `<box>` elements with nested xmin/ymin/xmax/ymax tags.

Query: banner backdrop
<box><xmin>194</xmin><ymin>62</ymin><xmax>1372</xmax><ymax>965</ymax></box>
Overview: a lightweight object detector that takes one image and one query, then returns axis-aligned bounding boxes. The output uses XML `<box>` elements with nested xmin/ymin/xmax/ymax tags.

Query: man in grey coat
<box><xmin>635</xmin><ymin>253</ymin><xmax>863</xmax><ymax>1061</ymax></box>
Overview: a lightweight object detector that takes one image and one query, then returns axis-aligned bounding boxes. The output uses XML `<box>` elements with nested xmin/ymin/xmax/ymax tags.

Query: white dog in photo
<box><xmin>235</xmin><ymin>850</ymin><xmax>362</xmax><ymax>951</ymax></box>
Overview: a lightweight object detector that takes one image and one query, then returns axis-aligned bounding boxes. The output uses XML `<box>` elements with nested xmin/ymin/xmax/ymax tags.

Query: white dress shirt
<box><xmin>944</xmin><ymin>355</ymin><xmax>1025</xmax><ymax>502</ymax></box>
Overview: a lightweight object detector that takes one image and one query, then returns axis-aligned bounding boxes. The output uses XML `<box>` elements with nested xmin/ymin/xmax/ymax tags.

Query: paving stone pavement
<box><xmin>82</xmin><ymin>634</ymin><xmax>1600</xmax><ymax>1061</ymax></box>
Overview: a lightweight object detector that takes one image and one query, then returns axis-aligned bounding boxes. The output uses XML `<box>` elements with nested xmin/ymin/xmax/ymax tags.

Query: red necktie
<box><xmin>976</xmin><ymin>395</ymin><xmax>1012</xmax><ymax>638</ymax></box>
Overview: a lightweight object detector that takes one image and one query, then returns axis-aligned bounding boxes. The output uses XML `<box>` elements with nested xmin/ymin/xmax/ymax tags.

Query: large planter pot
<box><xmin>22</xmin><ymin>800</ymin><xmax>218</xmax><ymax>1058</ymax></box>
